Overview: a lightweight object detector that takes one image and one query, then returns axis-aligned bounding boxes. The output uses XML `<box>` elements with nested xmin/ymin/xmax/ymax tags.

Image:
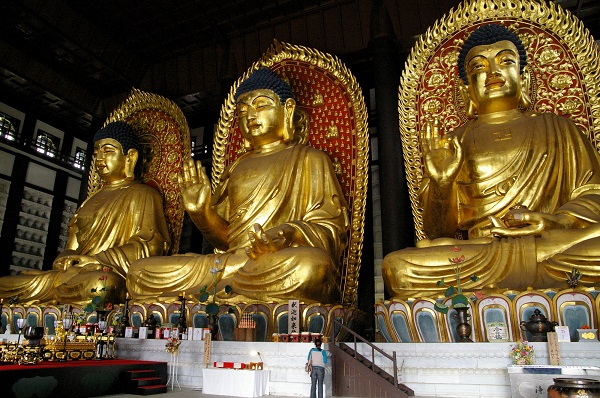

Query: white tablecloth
<box><xmin>202</xmin><ymin>368</ymin><xmax>270</xmax><ymax>397</ymax></box>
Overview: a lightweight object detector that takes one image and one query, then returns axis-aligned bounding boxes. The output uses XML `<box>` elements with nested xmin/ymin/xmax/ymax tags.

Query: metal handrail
<box><xmin>330</xmin><ymin>319</ymin><xmax>398</xmax><ymax>388</ymax></box>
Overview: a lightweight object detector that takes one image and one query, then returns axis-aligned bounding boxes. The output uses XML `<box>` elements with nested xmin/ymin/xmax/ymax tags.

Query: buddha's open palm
<box><xmin>420</xmin><ymin>119</ymin><xmax>463</xmax><ymax>185</ymax></box>
<box><xmin>179</xmin><ymin>158</ymin><xmax>212</xmax><ymax>215</ymax></box>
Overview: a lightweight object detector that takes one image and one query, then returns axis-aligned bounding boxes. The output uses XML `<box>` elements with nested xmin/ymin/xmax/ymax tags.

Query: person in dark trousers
<box><xmin>307</xmin><ymin>338</ymin><xmax>327</xmax><ymax>398</ymax></box>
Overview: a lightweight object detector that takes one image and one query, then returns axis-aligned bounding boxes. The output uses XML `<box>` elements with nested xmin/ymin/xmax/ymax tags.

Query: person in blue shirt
<box><xmin>306</xmin><ymin>338</ymin><xmax>327</xmax><ymax>398</ymax></box>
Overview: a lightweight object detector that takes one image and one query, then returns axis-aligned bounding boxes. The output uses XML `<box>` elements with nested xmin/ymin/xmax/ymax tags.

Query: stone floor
<box><xmin>97</xmin><ymin>389</ymin><xmax>438</xmax><ymax>398</ymax></box>
<box><xmin>98</xmin><ymin>390</ymin><xmax>294</xmax><ymax>398</ymax></box>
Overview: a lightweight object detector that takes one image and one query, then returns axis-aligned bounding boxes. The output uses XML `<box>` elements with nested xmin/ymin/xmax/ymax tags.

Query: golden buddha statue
<box><xmin>127</xmin><ymin>68</ymin><xmax>349</xmax><ymax>304</ymax></box>
<box><xmin>0</xmin><ymin>121</ymin><xmax>171</xmax><ymax>304</ymax></box>
<box><xmin>383</xmin><ymin>24</ymin><xmax>600</xmax><ymax>299</ymax></box>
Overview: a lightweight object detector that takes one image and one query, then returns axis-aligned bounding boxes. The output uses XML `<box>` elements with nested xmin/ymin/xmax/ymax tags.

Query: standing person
<box><xmin>307</xmin><ymin>338</ymin><xmax>327</xmax><ymax>398</ymax></box>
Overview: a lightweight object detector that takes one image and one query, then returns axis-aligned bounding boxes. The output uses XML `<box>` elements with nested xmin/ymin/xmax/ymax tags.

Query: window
<box><xmin>35</xmin><ymin>130</ymin><xmax>59</xmax><ymax>158</ymax></box>
<box><xmin>74</xmin><ymin>147</ymin><xmax>86</xmax><ymax>169</ymax></box>
<box><xmin>0</xmin><ymin>115</ymin><xmax>17</xmax><ymax>141</ymax></box>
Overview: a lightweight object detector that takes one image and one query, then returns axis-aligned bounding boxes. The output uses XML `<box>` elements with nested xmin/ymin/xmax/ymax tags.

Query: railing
<box><xmin>0</xmin><ymin>132</ymin><xmax>85</xmax><ymax>173</ymax></box>
<box><xmin>330</xmin><ymin>318</ymin><xmax>399</xmax><ymax>388</ymax></box>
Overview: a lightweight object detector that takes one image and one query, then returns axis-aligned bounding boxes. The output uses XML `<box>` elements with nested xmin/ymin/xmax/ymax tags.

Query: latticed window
<box><xmin>35</xmin><ymin>131</ymin><xmax>58</xmax><ymax>158</ymax></box>
<box><xmin>74</xmin><ymin>147</ymin><xmax>86</xmax><ymax>169</ymax></box>
<box><xmin>0</xmin><ymin>114</ymin><xmax>16</xmax><ymax>141</ymax></box>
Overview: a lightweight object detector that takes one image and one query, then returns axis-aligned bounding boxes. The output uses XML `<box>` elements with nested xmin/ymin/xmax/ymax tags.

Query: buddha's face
<box><xmin>465</xmin><ymin>40</ymin><xmax>522</xmax><ymax>114</ymax></box>
<box><xmin>94</xmin><ymin>138</ymin><xmax>129</xmax><ymax>183</ymax></box>
<box><xmin>236</xmin><ymin>88</ymin><xmax>293</xmax><ymax>148</ymax></box>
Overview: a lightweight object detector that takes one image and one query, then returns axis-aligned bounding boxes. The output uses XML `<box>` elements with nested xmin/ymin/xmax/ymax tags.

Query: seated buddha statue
<box><xmin>383</xmin><ymin>24</ymin><xmax>600</xmax><ymax>300</ymax></box>
<box><xmin>127</xmin><ymin>68</ymin><xmax>348</xmax><ymax>304</ymax></box>
<box><xmin>0</xmin><ymin>121</ymin><xmax>171</xmax><ymax>304</ymax></box>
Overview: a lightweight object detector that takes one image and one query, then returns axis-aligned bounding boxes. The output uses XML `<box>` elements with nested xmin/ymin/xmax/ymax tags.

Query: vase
<box><xmin>548</xmin><ymin>378</ymin><xmax>600</xmax><ymax>398</ymax></box>
<box><xmin>453</xmin><ymin>307</ymin><xmax>473</xmax><ymax>342</ymax></box>
<box><xmin>96</xmin><ymin>309</ymin><xmax>109</xmax><ymax>322</ymax></box>
<box><xmin>208</xmin><ymin>314</ymin><xmax>219</xmax><ymax>340</ymax></box>
<box><xmin>95</xmin><ymin>309</ymin><xmax>109</xmax><ymax>334</ymax></box>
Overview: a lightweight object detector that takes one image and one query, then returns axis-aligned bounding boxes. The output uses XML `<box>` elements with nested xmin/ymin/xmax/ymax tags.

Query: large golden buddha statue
<box><xmin>383</xmin><ymin>23</ymin><xmax>600</xmax><ymax>299</ymax></box>
<box><xmin>127</xmin><ymin>68</ymin><xmax>349</xmax><ymax>304</ymax></box>
<box><xmin>0</xmin><ymin>121</ymin><xmax>171</xmax><ymax>304</ymax></box>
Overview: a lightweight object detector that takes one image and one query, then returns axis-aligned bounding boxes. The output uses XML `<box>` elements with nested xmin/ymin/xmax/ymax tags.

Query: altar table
<box><xmin>202</xmin><ymin>368</ymin><xmax>270</xmax><ymax>397</ymax></box>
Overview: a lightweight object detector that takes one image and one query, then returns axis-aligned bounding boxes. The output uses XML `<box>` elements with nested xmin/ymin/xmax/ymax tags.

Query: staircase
<box><xmin>123</xmin><ymin>369</ymin><xmax>168</xmax><ymax>395</ymax></box>
<box><xmin>330</xmin><ymin>320</ymin><xmax>414</xmax><ymax>398</ymax></box>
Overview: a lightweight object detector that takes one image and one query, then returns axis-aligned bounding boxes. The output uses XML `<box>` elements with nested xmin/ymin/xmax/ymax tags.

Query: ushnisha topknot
<box><xmin>234</xmin><ymin>68</ymin><xmax>295</xmax><ymax>103</ymax></box>
<box><xmin>93</xmin><ymin>121</ymin><xmax>140</xmax><ymax>154</ymax></box>
<box><xmin>458</xmin><ymin>24</ymin><xmax>527</xmax><ymax>85</ymax></box>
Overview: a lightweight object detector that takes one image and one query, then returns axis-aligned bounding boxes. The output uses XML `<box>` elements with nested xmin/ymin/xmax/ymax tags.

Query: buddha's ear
<box><xmin>125</xmin><ymin>148</ymin><xmax>138</xmax><ymax>180</ymax></box>
<box><xmin>518</xmin><ymin>66</ymin><xmax>532</xmax><ymax>110</ymax></box>
<box><xmin>459</xmin><ymin>79</ymin><xmax>477</xmax><ymax>118</ymax></box>
<box><xmin>283</xmin><ymin>98</ymin><xmax>296</xmax><ymax>142</ymax></box>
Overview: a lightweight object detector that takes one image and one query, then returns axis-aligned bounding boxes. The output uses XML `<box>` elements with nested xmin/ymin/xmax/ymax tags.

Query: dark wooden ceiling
<box><xmin>0</xmin><ymin>0</ymin><xmax>598</xmax><ymax>139</ymax></box>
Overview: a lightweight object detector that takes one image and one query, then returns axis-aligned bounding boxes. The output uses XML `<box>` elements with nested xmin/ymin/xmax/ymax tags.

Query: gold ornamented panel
<box><xmin>89</xmin><ymin>88</ymin><xmax>191</xmax><ymax>253</ymax></box>
<box><xmin>214</xmin><ymin>40</ymin><xmax>369</xmax><ymax>307</ymax></box>
<box><xmin>399</xmin><ymin>0</ymin><xmax>600</xmax><ymax>240</ymax></box>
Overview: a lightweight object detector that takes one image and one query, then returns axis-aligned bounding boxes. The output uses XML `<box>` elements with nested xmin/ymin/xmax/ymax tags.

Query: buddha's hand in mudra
<box><xmin>490</xmin><ymin>207</ymin><xmax>579</xmax><ymax>237</ymax></box>
<box><xmin>179</xmin><ymin>158</ymin><xmax>212</xmax><ymax>216</ymax></box>
<box><xmin>420</xmin><ymin>118</ymin><xmax>463</xmax><ymax>185</ymax></box>
<box><xmin>245</xmin><ymin>223</ymin><xmax>295</xmax><ymax>260</ymax></box>
<box><xmin>53</xmin><ymin>252</ymin><xmax>100</xmax><ymax>270</ymax></box>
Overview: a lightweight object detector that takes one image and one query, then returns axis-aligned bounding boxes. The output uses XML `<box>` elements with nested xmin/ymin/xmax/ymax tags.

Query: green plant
<box><xmin>199</xmin><ymin>260</ymin><xmax>233</xmax><ymax>315</ymax></box>
<box><xmin>434</xmin><ymin>246</ymin><xmax>479</xmax><ymax>314</ymax></box>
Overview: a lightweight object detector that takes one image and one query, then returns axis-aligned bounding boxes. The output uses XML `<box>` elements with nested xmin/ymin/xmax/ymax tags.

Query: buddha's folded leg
<box><xmin>229</xmin><ymin>247</ymin><xmax>340</xmax><ymax>303</ymax></box>
<box><xmin>540</xmin><ymin>227</ymin><xmax>600</xmax><ymax>287</ymax></box>
<box><xmin>382</xmin><ymin>237</ymin><xmax>538</xmax><ymax>299</ymax></box>
<box><xmin>127</xmin><ymin>251</ymin><xmax>246</xmax><ymax>300</ymax></box>
<box><xmin>54</xmin><ymin>270</ymin><xmax>126</xmax><ymax>305</ymax></box>
<box><xmin>0</xmin><ymin>271</ymin><xmax>61</xmax><ymax>304</ymax></box>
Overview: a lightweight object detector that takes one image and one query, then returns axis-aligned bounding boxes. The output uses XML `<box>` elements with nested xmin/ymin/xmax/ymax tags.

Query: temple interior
<box><xmin>1</xmin><ymin>1</ymin><xmax>600</xmax><ymax>397</ymax></box>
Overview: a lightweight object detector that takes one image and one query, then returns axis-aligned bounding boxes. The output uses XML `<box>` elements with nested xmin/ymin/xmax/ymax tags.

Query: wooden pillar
<box><xmin>369</xmin><ymin>0</ymin><xmax>415</xmax><ymax>258</ymax></box>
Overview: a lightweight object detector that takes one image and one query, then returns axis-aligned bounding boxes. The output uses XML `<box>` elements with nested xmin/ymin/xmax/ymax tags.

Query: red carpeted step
<box><xmin>132</xmin><ymin>377</ymin><xmax>162</xmax><ymax>387</ymax></box>
<box><xmin>125</xmin><ymin>369</ymin><xmax>158</xmax><ymax>379</ymax></box>
<box><xmin>136</xmin><ymin>384</ymin><xmax>168</xmax><ymax>395</ymax></box>
<box><xmin>124</xmin><ymin>369</ymin><xmax>168</xmax><ymax>395</ymax></box>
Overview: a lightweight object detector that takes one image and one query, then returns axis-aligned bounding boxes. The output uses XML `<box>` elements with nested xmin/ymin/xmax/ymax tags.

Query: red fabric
<box><xmin>0</xmin><ymin>359</ymin><xmax>164</xmax><ymax>372</ymax></box>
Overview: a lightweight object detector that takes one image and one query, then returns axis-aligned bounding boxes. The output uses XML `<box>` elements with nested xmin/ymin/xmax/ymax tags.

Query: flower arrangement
<box><xmin>165</xmin><ymin>336</ymin><xmax>181</xmax><ymax>355</ymax></box>
<box><xmin>434</xmin><ymin>246</ymin><xmax>479</xmax><ymax>314</ymax></box>
<box><xmin>74</xmin><ymin>311</ymin><xmax>88</xmax><ymax>326</ymax></box>
<box><xmin>510</xmin><ymin>340</ymin><xmax>535</xmax><ymax>365</ymax></box>
<box><xmin>111</xmin><ymin>307</ymin><xmax>123</xmax><ymax>327</ymax></box>
<box><xmin>83</xmin><ymin>266</ymin><xmax>115</xmax><ymax>313</ymax></box>
<box><xmin>199</xmin><ymin>259</ymin><xmax>233</xmax><ymax>315</ymax></box>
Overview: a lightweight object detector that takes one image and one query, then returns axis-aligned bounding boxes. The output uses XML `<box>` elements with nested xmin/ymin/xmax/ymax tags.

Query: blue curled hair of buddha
<box><xmin>458</xmin><ymin>24</ymin><xmax>527</xmax><ymax>85</ymax></box>
<box><xmin>93</xmin><ymin>121</ymin><xmax>140</xmax><ymax>155</ymax></box>
<box><xmin>234</xmin><ymin>68</ymin><xmax>295</xmax><ymax>103</ymax></box>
